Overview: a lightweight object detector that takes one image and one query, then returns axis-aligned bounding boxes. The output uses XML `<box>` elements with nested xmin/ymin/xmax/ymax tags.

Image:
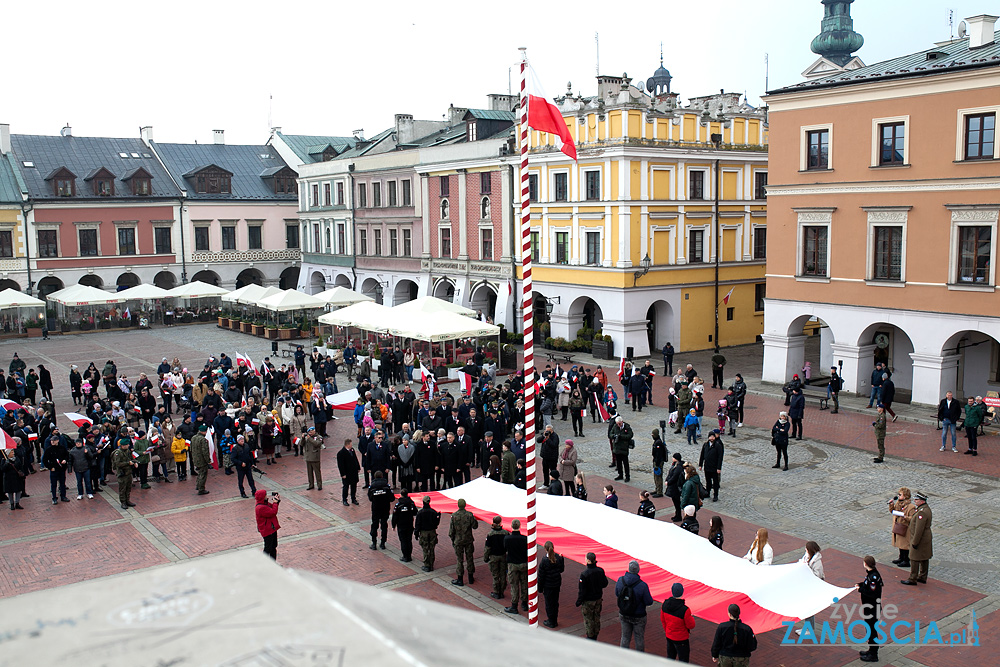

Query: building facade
<box><xmin>762</xmin><ymin>14</ymin><xmax>1000</xmax><ymax>405</ymax></box>
<box><xmin>527</xmin><ymin>70</ymin><xmax>769</xmax><ymax>357</ymax></box>
<box><xmin>8</xmin><ymin>127</ymin><xmax>183</xmax><ymax>297</ymax></box>
<box><xmin>147</xmin><ymin>128</ymin><xmax>300</xmax><ymax>289</ymax></box>
<box><xmin>0</xmin><ymin>130</ymin><xmax>29</xmax><ymax>293</ymax></box>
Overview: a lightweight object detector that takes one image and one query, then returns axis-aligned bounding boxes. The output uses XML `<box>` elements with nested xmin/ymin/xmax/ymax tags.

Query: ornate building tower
<box><xmin>802</xmin><ymin>0</ymin><xmax>866</xmax><ymax>80</ymax></box>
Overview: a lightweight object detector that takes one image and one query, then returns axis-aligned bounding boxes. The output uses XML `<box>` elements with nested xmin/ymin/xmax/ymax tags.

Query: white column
<box><xmin>910</xmin><ymin>353</ymin><xmax>960</xmax><ymax>406</ymax></box>
<box><xmin>601</xmin><ymin>318</ymin><xmax>651</xmax><ymax>358</ymax></box>
<box><xmin>762</xmin><ymin>333</ymin><xmax>807</xmax><ymax>384</ymax></box>
<box><xmin>501</xmin><ymin>166</ymin><xmax>512</xmax><ymax>262</ymax></box>
<box><xmin>829</xmin><ymin>342</ymin><xmax>876</xmax><ymax>395</ymax></box>
<box><xmin>548</xmin><ymin>311</ymin><xmax>575</xmax><ymax>342</ymax></box>
<box><xmin>420</xmin><ymin>176</ymin><xmax>431</xmax><ymax>258</ymax></box>
<box><xmin>458</xmin><ymin>173</ymin><xmax>468</xmax><ymax>259</ymax></box>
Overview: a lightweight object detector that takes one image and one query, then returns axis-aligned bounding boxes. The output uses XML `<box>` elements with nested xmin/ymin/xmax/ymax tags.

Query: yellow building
<box><xmin>525</xmin><ymin>66</ymin><xmax>768</xmax><ymax>356</ymax></box>
<box><xmin>0</xmin><ymin>141</ymin><xmax>29</xmax><ymax>293</ymax></box>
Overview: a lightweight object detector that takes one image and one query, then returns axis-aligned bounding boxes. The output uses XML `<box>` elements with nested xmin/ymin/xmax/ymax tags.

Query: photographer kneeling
<box><xmin>255</xmin><ymin>490</ymin><xmax>281</xmax><ymax>560</ymax></box>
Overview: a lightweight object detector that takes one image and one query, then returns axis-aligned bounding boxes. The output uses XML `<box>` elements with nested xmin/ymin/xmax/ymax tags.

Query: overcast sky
<box><xmin>2</xmin><ymin>1</ymin><xmax>982</xmax><ymax>145</ymax></box>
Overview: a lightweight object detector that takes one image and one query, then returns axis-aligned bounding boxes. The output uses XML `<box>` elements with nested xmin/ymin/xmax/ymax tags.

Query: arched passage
<box><xmin>942</xmin><ymin>330</ymin><xmax>1000</xmax><ymax>400</ymax></box>
<box><xmin>79</xmin><ymin>274</ymin><xmax>103</xmax><ymax>288</ymax></box>
<box><xmin>786</xmin><ymin>314</ymin><xmax>835</xmax><ymax>386</ymax></box>
<box><xmin>191</xmin><ymin>270</ymin><xmax>220</xmax><ymax>286</ymax></box>
<box><xmin>0</xmin><ymin>279</ymin><xmax>20</xmax><ymax>292</ymax></box>
<box><xmin>361</xmin><ymin>277</ymin><xmax>384</xmax><ymax>304</ymax></box>
<box><xmin>393</xmin><ymin>279</ymin><xmax>418</xmax><ymax>306</ymax></box>
<box><xmin>153</xmin><ymin>271</ymin><xmax>176</xmax><ymax>290</ymax></box>
<box><xmin>431</xmin><ymin>278</ymin><xmax>455</xmax><ymax>303</ymax></box>
<box><xmin>308</xmin><ymin>271</ymin><xmax>326</xmax><ymax>295</ymax></box>
<box><xmin>567</xmin><ymin>296</ymin><xmax>604</xmax><ymax>338</ymax></box>
<box><xmin>36</xmin><ymin>277</ymin><xmax>63</xmax><ymax>299</ymax></box>
<box><xmin>235</xmin><ymin>268</ymin><xmax>264</xmax><ymax>289</ymax></box>
<box><xmin>469</xmin><ymin>281</ymin><xmax>497</xmax><ymax>321</ymax></box>
<box><xmin>646</xmin><ymin>300</ymin><xmax>674</xmax><ymax>353</ymax></box>
<box><xmin>857</xmin><ymin>323</ymin><xmax>915</xmax><ymax>399</ymax></box>
<box><xmin>279</xmin><ymin>267</ymin><xmax>301</xmax><ymax>291</ymax></box>
<box><xmin>532</xmin><ymin>292</ymin><xmax>551</xmax><ymax>342</ymax></box>
<box><xmin>116</xmin><ymin>272</ymin><xmax>140</xmax><ymax>290</ymax></box>
<box><xmin>334</xmin><ymin>274</ymin><xmax>352</xmax><ymax>288</ymax></box>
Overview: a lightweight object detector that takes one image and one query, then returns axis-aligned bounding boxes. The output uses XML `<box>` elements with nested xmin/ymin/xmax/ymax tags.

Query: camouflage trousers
<box><xmin>508</xmin><ymin>562</ymin><xmax>528</xmax><ymax>606</ymax></box>
<box><xmin>117</xmin><ymin>473</ymin><xmax>132</xmax><ymax>505</ymax></box>
<box><xmin>488</xmin><ymin>555</ymin><xmax>507</xmax><ymax>595</ymax></box>
<box><xmin>454</xmin><ymin>541</ymin><xmax>475</xmax><ymax>579</ymax></box>
<box><xmin>719</xmin><ymin>657</ymin><xmax>750</xmax><ymax>667</ymax></box>
<box><xmin>418</xmin><ymin>530</ymin><xmax>437</xmax><ymax>569</ymax></box>
<box><xmin>582</xmin><ymin>598</ymin><xmax>603</xmax><ymax>639</ymax></box>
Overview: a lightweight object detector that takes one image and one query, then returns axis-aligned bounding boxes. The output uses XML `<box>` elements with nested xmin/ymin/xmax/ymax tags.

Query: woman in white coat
<box><xmin>796</xmin><ymin>541</ymin><xmax>825</xmax><ymax>634</ymax></box>
<box><xmin>743</xmin><ymin>528</ymin><xmax>774</xmax><ymax>566</ymax></box>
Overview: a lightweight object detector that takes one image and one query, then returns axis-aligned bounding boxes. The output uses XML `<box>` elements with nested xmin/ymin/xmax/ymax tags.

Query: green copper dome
<box><xmin>810</xmin><ymin>0</ymin><xmax>864</xmax><ymax>66</ymax></box>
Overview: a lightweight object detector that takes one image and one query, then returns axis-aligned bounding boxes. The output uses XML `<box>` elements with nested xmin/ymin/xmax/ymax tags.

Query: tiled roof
<box><xmin>334</xmin><ymin>128</ymin><xmax>397</xmax><ymax>159</ymax></box>
<box><xmin>771</xmin><ymin>30</ymin><xmax>1000</xmax><ymax>94</ymax></box>
<box><xmin>0</xmin><ymin>153</ymin><xmax>25</xmax><ymax>204</ymax></box>
<box><xmin>464</xmin><ymin>109</ymin><xmax>516</xmax><ymax>122</ymax></box>
<box><xmin>10</xmin><ymin>134</ymin><xmax>181</xmax><ymax>200</ymax></box>
<box><xmin>275</xmin><ymin>133</ymin><xmax>357</xmax><ymax>163</ymax></box>
<box><xmin>404</xmin><ymin>124</ymin><xmax>468</xmax><ymax>148</ymax></box>
<box><xmin>152</xmin><ymin>143</ymin><xmax>296</xmax><ymax>201</ymax></box>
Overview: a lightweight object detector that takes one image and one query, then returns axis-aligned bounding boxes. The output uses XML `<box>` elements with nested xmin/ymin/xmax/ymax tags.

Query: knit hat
<box><xmin>683</xmin><ymin>505</ymin><xmax>696</xmax><ymax>516</ymax></box>
<box><xmin>672</xmin><ymin>452</ymin><xmax>682</xmax><ymax>461</ymax></box>
<box><xmin>628</xmin><ymin>561</ymin><xmax>640</xmax><ymax>574</ymax></box>
<box><xmin>671</xmin><ymin>583</ymin><xmax>684</xmax><ymax>598</ymax></box>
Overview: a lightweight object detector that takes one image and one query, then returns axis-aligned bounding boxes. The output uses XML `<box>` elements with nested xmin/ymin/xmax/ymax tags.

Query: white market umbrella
<box><xmin>388</xmin><ymin>310</ymin><xmax>500</xmax><ymax>342</ymax></box>
<box><xmin>47</xmin><ymin>284</ymin><xmax>124</xmax><ymax>306</ymax></box>
<box><xmin>221</xmin><ymin>283</ymin><xmax>256</xmax><ymax>303</ymax></box>
<box><xmin>319</xmin><ymin>301</ymin><xmax>393</xmax><ymax>330</ymax></box>
<box><xmin>164</xmin><ymin>281</ymin><xmax>230</xmax><ymax>299</ymax></box>
<box><xmin>392</xmin><ymin>295</ymin><xmax>476</xmax><ymax>318</ymax></box>
<box><xmin>314</xmin><ymin>286</ymin><xmax>373</xmax><ymax>307</ymax></box>
<box><xmin>0</xmin><ymin>288</ymin><xmax>44</xmax><ymax>309</ymax></box>
<box><xmin>236</xmin><ymin>285</ymin><xmax>280</xmax><ymax>305</ymax></box>
<box><xmin>117</xmin><ymin>284</ymin><xmax>170</xmax><ymax>300</ymax></box>
<box><xmin>258</xmin><ymin>289</ymin><xmax>326</xmax><ymax>312</ymax></box>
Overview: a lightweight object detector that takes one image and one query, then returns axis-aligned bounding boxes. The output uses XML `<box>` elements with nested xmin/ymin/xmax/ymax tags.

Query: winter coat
<box><xmin>679</xmin><ymin>472</ymin><xmax>702</xmax><ymax>509</ymax></box>
<box><xmin>788</xmin><ymin>392</ymin><xmax>805</xmax><ymax>420</ymax></box>
<box><xmin>171</xmin><ymin>436</ymin><xmax>188</xmax><ymax>462</ymax></box>
<box><xmin>890</xmin><ymin>498</ymin><xmax>915</xmax><ymax>549</ymax></box>
<box><xmin>614</xmin><ymin>572</ymin><xmax>654</xmax><ymax>617</ymax></box>
<box><xmin>255</xmin><ymin>489</ymin><xmax>280</xmax><ymax>537</ymax></box>
<box><xmin>771</xmin><ymin>419</ymin><xmax>790</xmax><ymax>446</ymax></box>
<box><xmin>799</xmin><ymin>551</ymin><xmax>825</xmax><ymax>580</ymax></box>
<box><xmin>661</xmin><ymin>597</ymin><xmax>696</xmax><ymax>641</ymax></box>
<box><xmin>557</xmin><ymin>445</ymin><xmax>578</xmax><ymax>480</ymax></box>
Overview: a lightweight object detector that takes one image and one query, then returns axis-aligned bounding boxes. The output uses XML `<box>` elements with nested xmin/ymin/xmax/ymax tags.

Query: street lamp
<box><xmin>543</xmin><ymin>295</ymin><xmax>560</xmax><ymax>315</ymax></box>
<box><xmin>632</xmin><ymin>254</ymin><xmax>652</xmax><ymax>286</ymax></box>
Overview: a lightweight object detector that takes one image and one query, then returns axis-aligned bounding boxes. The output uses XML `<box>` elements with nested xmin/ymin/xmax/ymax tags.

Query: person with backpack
<box><xmin>711</xmin><ymin>603</ymin><xmax>758</xmax><ymax>666</ymax></box>
<box><xmin>615</xmin><ymin>560</ymin><xmax>654</xmax><ymax>652</ymax></box>
<box><xmin>661</xmin><ymin>582</ymin><xmax>696</xmax><ymax>663</ymax></box>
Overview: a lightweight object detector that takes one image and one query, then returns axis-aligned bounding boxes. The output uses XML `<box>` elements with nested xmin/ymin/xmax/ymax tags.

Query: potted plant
<box><xmin>278</xmin><ymin>324</ymin><xmax>295</xmax><ymax>340</ymax></box>
<box><xmin>117</xmin><ymin>316</ymin><xmax>130</xmax><ymax>328</ymax></box>
<box><xmin>99</xmin><ymin>319</ymin><xmax>112</xmax><ymax>330</ymax></box>
<box><xmin>59</xmin><ymin>319</ymin><xmax>72</xmax><ymax>333</ymax></box>
<box><xmin>592</xmin><ymin>334</ymin><xmax>614</xmax><ymax>360</ymax></box>
<box><xmin>198</xmin><ymin>311</ymin><xmax>210</xmax><ymax>322</ymax></box>
<box><xmin>251</xmin><ymin>320</ymin><xmax>265</xmax><ymax>336</ymax></box>
<box><xmin>266</xmin><ymin>324</ymin><xmax>279</xmax><ymax>340</ymax></box>
<box><xmin>26</xmin><ymin>322</ymin><xmax>42</xmax><ymax>337</ymax></box>
<box><xmin>218</xmin><ymin>312</ymin><xmax>230</xmax><ymax>328</ymax></box>
<box><xmin>181</xmin><ymin>311</ymin><xmax>194</xmax><ymax>324</ymax></box>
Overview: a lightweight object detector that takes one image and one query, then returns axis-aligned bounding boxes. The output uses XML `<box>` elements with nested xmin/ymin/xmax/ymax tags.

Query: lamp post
<box><xmin>632</xmin><ymin>253</ymin><xmax>652</xmax><ymax>286</ymax></box>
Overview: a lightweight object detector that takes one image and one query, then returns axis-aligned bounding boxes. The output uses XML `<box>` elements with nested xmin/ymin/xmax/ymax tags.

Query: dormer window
<box><xmin>468</xmin><ymin>122</ymin><xmax>478</xmax><ymax>141</ymax></box>
<box><xmin>122</xmin><ymin>167</ymin><xmax>153</xmax><ymax>197</ymax></box>
<box><xmin>275</xmin><ymin>174</ymin><xmax>296</xmax><ymax>194</ymax></box>
<box><xmin>44</xmin><ymin>167</ymin><xmax>77</xmax><ymax>197</ymax></box>
<box><xmin>184</xmin><ymin>165</ymin><xmax>233</xmax><ymax>194</ymax></box>
<box><xmin>85</xmin><ymin>167</ymin><xmax>117</xmax><ymax>196</ymax></box>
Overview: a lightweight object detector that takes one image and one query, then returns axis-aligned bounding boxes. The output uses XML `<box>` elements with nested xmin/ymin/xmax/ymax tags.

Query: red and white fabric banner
<box><xmin>426</xmin><ymin>479</ymin><xmax>852</xmax><ymax>632</ymax></box>
<box><xmin>526</xmin><ymin>65</ymin><xmax>577</xmax><ymax>160</ymax></box>
<box><xmin>0</xmin><ymin>399</ymin><xmax>22</xmax><ymax>412</ymax></box>
<box><xmin>64</xmin><ymin>412</ymin><xmax>93</xmax><ymax>428</ymax></box>
<box><xmin>459</xmin><ymin>372</ymin><xmax>474</xmax><ymax>396</ymax></box>
<box><xmin>207</xmin><ymin>427</ymin><xmax>219</xmax><ymax>470</ymax></box>
<box><xmin>0</xmin><ymin>429</ymin><xmax>17</xmax><ymax>449</ymax></box>
<box><xmin>326</xmin><ymin>388</ymin><xmax>360</xmax><ymax>410</ymax></box>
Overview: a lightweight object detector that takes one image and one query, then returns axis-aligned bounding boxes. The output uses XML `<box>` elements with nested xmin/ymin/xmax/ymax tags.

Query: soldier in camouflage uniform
<box><xmin>111</xmin><ymin>438</ymin><xmax>136</xmax><ymax>509</ymax></box>
<box><xmin>576</xmin><ymin>551</ymin><xmax>608</xmax><ymax>640</ymax></box>
<box><xmin>449</xmin><ymin>497</ymin><xmax>478</xmax><ymax>586</ymax></box>
<box><xmin>414</xmin><ymin>496</ymin><xmax>440</xmax><ymax>572</ymax></box>
<box><xmin>191</xmin><ymin>425</ymin><xmax>211</xmax><ymax>495</ymax></box>
<box><xmin>483</xmin><ymin>515</ymin><xmax>509</xmax><ymax>599</ymax></box>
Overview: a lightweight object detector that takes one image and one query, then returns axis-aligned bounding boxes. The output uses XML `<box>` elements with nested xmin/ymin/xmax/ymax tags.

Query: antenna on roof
<box><xmin>764</xmin><ymin>53</ymin><xmax>769</xmax><ymax>93</ymax></box>
<box><xmin>268</xmin><ymin>94</ymin><xmax>273</xmax><ymax>131</ymax></box>
<box><xmin>949</xmin><ymin>9</ymin><xmax>954</xmax><ymax>40</ymax></box>
<box><xmin>595</xmin><ymin>32</ymin><xmax>600</xmax><ymax>75</ymax></box>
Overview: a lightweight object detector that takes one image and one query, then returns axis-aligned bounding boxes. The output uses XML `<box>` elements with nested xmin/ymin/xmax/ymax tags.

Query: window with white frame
<box><xmin>865</xmin><ymin>209</ymin><xmax>908</xmax><ymax>282</ymax></box>
<box><xmin>688</xmin><ymin>229</ymin><xmax>705</xmax><ymax>263</ymax></box>
<box><xmin>553</xmin><ymin>172</ymin><xmax>568</xmax><ymax>201</ymax></box>
<box><xmin>585</xmin><ymin>231</ymin><xmax>601</xmax><ymax>265</ymax></box>
<box><xmin>337</xmin><ymin>224</ymin><xmax>346</xmax><ymax>254</ymax></box>
<box><xmin>389</xmin><ymin>229</ymin><xmax>398</xmax><ymax>256</ymax></box>
<box><xmin>872</xmin><ymin>116</ymin><xmax>909</xmax><ymax>167</ymax></box>
<box><xmin>441</xmin><ymin>198</ymin><xmax>450</xmax><ymax>219</ymax></box>
<box><xmin>440</xmin><ymin>227</ymin><xmax>452</xmax><ymax>258</ymax></box>
<box><xmin>324</xmin><ymin>227</ymin><xmax>332</xmax><ymax>250</ymax></box>
<box><xmin>554</xmin><ymin>231</ymin><xmax>569</xmax><ymax>264</ymax></box>
<box><xmin>800</xmin><ymin>123</ymin><xmax>834</xmax><ymax>171</ymax></box>
<box><xmin>480</xmin><ymin>228</ymin><xmax>493</xmax><ymax>260</ymax></box>
<box><xmin>962</xmin><ymin>111</ymin><xmax>997</xmax><ymax>161</ymax></box>
<box><xmin>752</xmin><ymin>226</ymin><xmax>767</xmax><ymax>260</ymax></box>
<box><xmin>402</xmin><ymin>229</ymin><xmax>411</xmax><ymax>255</ymax></box>
<box><xmin>194</xmin><ymin>226</ymin><xmax>210</xmax><ymax>252</ymax></box>
<box><xmin>388</xmin><ymin>181</ymin><xmax>397</xmax><ymax>207</ymax></box>
<box><xmin>373</xmin><ymin>182</ymin><xmax>382</xmax><ymax>207</ymax></box>
<box><xmin>402</xmin><ymin>179</ymin><xmax>412</xmax><ymax>206</ymax></box>
<box><xmin>359</xmin><ymin>229</ymin><xmax>368</xmax><ymax>255</ymax></box>
<box><xmin>584</xmin><ymin>170</ymin><xmax>600</xmax><ymax>200</ymax></box>
<box><xmin>689</xmin><ymin>170</ymin><xmax>706</xmax><ymax>200</ymax></box>
<box><xmin>117</xmin><ymin>226</ymin><xmax>137</xmax><ymax>255</ymax></box>
<box><xmin>948</xmin><ymin>207</ymin><xmax>998</xmax><ymax>286</ymax></box>
<box><xmin>796</xmin><ymin>210</ymin><xmax>833</xmax><ymax>278</ymax></box>
<box><xmin>374</xmin><ymin>229</ymin><xmax>382</xmax><ymax>255</ymax></box>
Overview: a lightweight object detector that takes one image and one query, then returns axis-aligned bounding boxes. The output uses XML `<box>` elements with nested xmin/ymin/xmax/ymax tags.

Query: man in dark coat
<box><xmin>391</xmin><ymin>488</ymin><xmax>417</xmax><ymax>562</ymax></box>
<box><xmin>880</xmin><ymin>373</ymin><xmax>897</xmax><ymax>422</ymax></box>
<box><xmin>367</xmin><ymin>471</ymin><xmax>395</xmax><ymax>549</ymax></box>
<box><xmin>698</xmin><ymin>432</ymin><xmax>724</xmax><ymax>502</ymax></box>
<box><xmin>337</xmin><ymin>438</ymin><xmax>361</xmax><ymax>506</ymax></box>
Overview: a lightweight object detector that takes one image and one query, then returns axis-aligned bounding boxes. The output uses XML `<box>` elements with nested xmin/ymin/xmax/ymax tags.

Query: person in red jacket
<box><xmin>255</xmin><ymin>489</ymin><xmax>281</xmax><ymax>560</ymax></box>
<box><xmin>661</xmin><ymin>582</ymin><xmax>696</xmax><ymax>663</ymax></box>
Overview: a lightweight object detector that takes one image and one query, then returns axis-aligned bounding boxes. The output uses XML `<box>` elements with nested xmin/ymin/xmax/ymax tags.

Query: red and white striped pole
<box><xmin>518</xmin><ymin>47</ymin><xmax>539</xmax><ymax>628</ymax></box>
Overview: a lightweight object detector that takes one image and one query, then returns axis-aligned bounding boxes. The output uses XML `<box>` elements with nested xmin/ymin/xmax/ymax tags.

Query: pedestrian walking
<box><xmin>391</xmin><ymin>488</ymin><xmax>417</xmax><ymax>562</ymax></box>
<box><xmin>484</xmin><ymin>516</ymin><xmax>509</xmax><ymax>600</ymax></box>
<box><xmin>788</xmin><ymin>387</ymin><xmax>804</xmax><ymax>440</ymax></box>
<box><xmin>872</xmin><ymin>405</ymin><xmax>887</xmax><ymax>463</ymax></box>
<box><xmin>449</xmin><ymin>497</ymin><xmax>478</xmax><ymax>586</ymax></box>
<box><xmin>368</xmin><ymin>471</ymin><xmax>395</xmax><ymax>550</ymax></box>
<box><xmin>901</xmin><ymin>491</ymin><xmax>932</xmax><ymax>585</ymax></box>
<box><xmin>302</xmin><ymin>427</ymin><xmax>322</xmax><ymax>490</ymax></box>
<box><xmin>855</xmin><ymin>556</ymin><xmax>883</xmax><ymax>662</ymax></box>
<box><xmin>889</xmin><ymin>486</ymin><xmax>915</xmax><ymax>569</ymax></box>
<box><xmin>743</xmin><ymin>528</ymin><xmax>773</xmax><ymax>565</ymax></box>
<box><xmin>504</xmin><ymin>519</ymin><xmax>528</xmax><ymax>614</ymax></box>
<box><xmin>710</xmin><ymin>603</ymin><xmax>758</xmax><ymax>666</ymax></box>
<box><xmin>414</xmin><ymin>495</ymin><xmax>441</xmax><ymax>572</ymax></box>
<box><xmin>576</xmin><ymin>552</ymin><xmax>608</xmax><ymax>640</ymax></box>
<box><xmin>880</xmin><ymin>373</ymin><xmax>896</xmax><ymax>422</ymax></box>
<box><xmin>867</xmin><ymin>363</ymin><xmax>886</xmax><ymax>408</ymax></box>
<box><xmin>771</xmin><ymin>412</ymin><xmax>790</xmax><ymax>470</ymax></box>
<box><xmin>538</xmin><ymin>540</ymin><xmax>565</xmax><ymax>628</ymax></box>
<box><xmin>254</xmin><ymin>490</ymin><xmax>281</xmax><ymax>560</ymax></box>
<box><xmin>661</xmin><ymin>582</ymin><xmax>695</xmax><ymax>663</ymax></box>
<box><xmin>615</xmin><ymin>560</ymin><xmax>654</xmax><ymax>652</ymax></box>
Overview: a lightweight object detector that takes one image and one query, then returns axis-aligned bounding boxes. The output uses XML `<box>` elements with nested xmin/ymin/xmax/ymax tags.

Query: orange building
<box><xmin>762</xmin><ymin>14</ymin><xmax>1000</xmax><ymax>406</ymax></box>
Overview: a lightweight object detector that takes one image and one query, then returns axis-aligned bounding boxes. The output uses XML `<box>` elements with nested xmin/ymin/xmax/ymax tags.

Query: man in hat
<box><xmin>191</xmin><ymin>425</ymin><xmax>211</xmax><ymax>495</ymax></box>
<box><xmin>111</xmin><ymin>437</ymin><xmax>136</xmax><ymax>509</ymax></box>
<box><xmin>414</xmin><ymin>495</ymin><xmax>441</xmax><ymax>572</ymax></box>
<box><xmin>483</xmin><ymin>515</ymin><xmax>509</xmax><ymax>599</ymax></box>
<box><xmin>449</xmin><ymin>497</ymin><xmax>479</xmax><ymax>586</ymax></box>
<box><xmin>902</xmin><ymin>493</ymin><xmax>933</xmax><ymax>586</ymax></box>
<box><xmin>231</xmin><ymin>434</ymin><xmax>256</xmax><ymax>498</ymax></box>
<box><xmin>661</xmin><ymin>582</ymin><xmax>696</xmax><ymax>663</ymax></box>
<box><xmin>302</xmin><ymin>426</ymin><xmax>323</xmax><ymax>490</ymax></box>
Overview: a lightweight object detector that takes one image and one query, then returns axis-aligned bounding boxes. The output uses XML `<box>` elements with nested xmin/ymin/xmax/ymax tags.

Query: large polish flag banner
<box><xmin>426</xmin><ymin>478</ymin><xmax>852</xmax><ymax>632</ymax></box>
<box><xmin>326</xmin><ymin>388</ymin><xmax>360</xmax><ymax>410</ymax></box>
<box><xmin>526</xmin><ymin>66</ymin><xmax>577</xmax><ymax>160</ymax></box>
<box><xmin>64</xmin><ymin>412</ymin><xmax>93</xmax><ymax>428</ymax></box>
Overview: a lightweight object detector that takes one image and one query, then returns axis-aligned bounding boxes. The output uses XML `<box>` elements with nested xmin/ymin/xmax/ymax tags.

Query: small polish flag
<box><xmin>723</xmin><ymin>287</ymin><xmax>734</xmax><ymax>305</ymax></box>
<box><xmin>207</xmin><ymin>427</ymin><xmax>218</xmax><ymax>470</ymax></box>
<box><xmin>595</xmin><ymin>397</ymin><xmax>611</xmax><ymax>423</ymax></box>
<box><xmin>241</xmin><ymin>397</ymin><xmax>248</xmax><ymax>409</ymax></box>
<box><xmin>133</xmin><ymin>405</ymin><xmax>142</xmax><ymax>414</ymax></box>
<box><xmin>150</xmin><ymin>431</ymin><xmax>159</xmax><ymax>444</ymax></box>
<box><xmin>27</xmin><ymin>432</ymin><xmax>37</xmax><ymax>441</ymax></box>
<box><xmin>293</xmin><ymin>436</ymin><xmax>301</xmax><ymax>447</ymax></box>
<box><xmin>244</xmin><ymin>355</ymin><xmax>258</xmax><ymax>377</ymax></box>
<box><xmin>64</xmin><ymin>412</ymin><xmax>93</xmax><ymax>428</ymax></box>
<box><xmin>251</xmin><ymin>417</ymin><xmax>259</xmax><ymax>425</ymax></box>
<box><xmin>252</xmin><ymin>449</ymin><xmax>259</xmax><ymax>460</ymax></box>
<box><xmin>617</xmin><ymin>357</ymin><xmax>627</xmax><ymax>381</ymax></box>
<box><xmin>131</xmin><ymin>450</ymin><xmax>139</xmax><ymax>459</ymax></box>
<box><xmin>525</xmin><ymin>64</ymin><xmax>578</xmax><ymax>160</ymax></box>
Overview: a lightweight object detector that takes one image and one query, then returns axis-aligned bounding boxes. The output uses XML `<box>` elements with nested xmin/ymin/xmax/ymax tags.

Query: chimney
<box><xmin>140</xmin><ymin>125</ymin><xmax>154</xmax><ymax>145</ymax></box>
<box><xmin>447</xmin><ymin>104</ymin><xmax>468</xmax><ymax>125</ymax></box>
<box><xmin>0</xmin><ymin>124</ymin><xmax>9</xmax><ymax>155</ymax></box>
<box><xmin>60</xmin><ymin>123</ymin><xmax>72</xmax><ymax>137</ymax></box>
<box><xmin>966</xmin><ymin>14</ymin><xmax>998</xmax><ymax>48</ymax></box>
<box><xmin>213</xmin><ymin>129</ymin><xmax>225</xmax><ymax>145</ymax></box>
<box><xmin>488</xmin><ymin>94</ymin><xmax>516</xmax><ymax>112</ymax></box>
<box><xmin>352</xmin><ymin>129</ymin><xmax>365</xmax><ymax>141</ymax></box>
<box><xmin>395</xmin><ymin>114</ymin><xmax>414</xmax><ymax>144</ymax></box>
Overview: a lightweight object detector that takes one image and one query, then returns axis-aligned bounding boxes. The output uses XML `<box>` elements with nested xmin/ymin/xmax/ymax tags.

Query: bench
<box><xmin>800</xmin><ymin>388</ymin><xmax>829</xmax><ymax>410</ymax></box>
<box><xmin>545</xmin><ymin>351</ymin><xmax>575</xmax><ymax>364</ymax></box>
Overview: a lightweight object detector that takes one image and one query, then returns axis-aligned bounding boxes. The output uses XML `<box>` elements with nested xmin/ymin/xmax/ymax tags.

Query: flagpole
<box><xmin>519</xmin><ymin>47</ymin><xmax>540</xmax><ymax>628</ymax></box>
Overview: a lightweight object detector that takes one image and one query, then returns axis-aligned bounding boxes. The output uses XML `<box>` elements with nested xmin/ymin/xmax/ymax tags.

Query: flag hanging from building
<box><xmin>526</xmin><ymin>65</ymin><xmax>577</xmax><ymax>160</ymax></box>
<box><xmin>723</xmin><ymin>288</ymin><xmax>734</xmax><ymax>305</ymax></box>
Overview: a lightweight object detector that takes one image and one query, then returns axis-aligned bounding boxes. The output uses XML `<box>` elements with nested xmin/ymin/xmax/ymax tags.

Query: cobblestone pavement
<box><xmin>0</xmin><ymin>326</ymin><xmax>994</xmax><ymax>667</ymax></box>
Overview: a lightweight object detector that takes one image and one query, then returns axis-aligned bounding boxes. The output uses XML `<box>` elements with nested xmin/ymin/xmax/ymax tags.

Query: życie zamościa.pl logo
<box><xmin>781</xmin><ymin>597</ymin><xmax>980</xmax><ymax>648</ymax></box>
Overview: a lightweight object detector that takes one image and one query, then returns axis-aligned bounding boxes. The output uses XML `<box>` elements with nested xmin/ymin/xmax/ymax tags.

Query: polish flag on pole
<box><xmin>722</xmin><ymin>287</ymin><xmax>734</xmax><ymax>305</ymax></box>
<box><xmin>123</xmin><ymin>307</ymin><xmax>131</xmax><ymax>320</ymax></box>
<box><xmin>526</xmin><ymin>65</ymin><xmax>577</xmax><ymax>160</ymax></box>
<box><xmin>64</xmin><ymin>412</ymin><xmax>93</xmax><ymax>428</ymax></box>
<box><xmin>595</xmin><ymin>395</ymin><xmax>611</xmax><ymax>422</ymax></box>
<box><xmin>459</xmin><ymin>372</ymin><xmax>474</xmax><ymax>396</ymax></box>
<box><xmin>0</xmin><ymin>429</ymin><xmax>17</xmax><ymax>449</ymax></box>
<box><xmin>616</xmin><ymin>357</ymin><xmax>627</xmax><ymax>381</ymax></box>
<box><xmin>207</xmin><ymin>427</ymin><xmax>219</xmax><ymax>470</ymax></box>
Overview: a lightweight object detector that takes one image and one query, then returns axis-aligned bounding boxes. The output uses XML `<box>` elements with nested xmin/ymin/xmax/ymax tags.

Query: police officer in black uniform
<box><xmin>367</xmin><ymin>471</ymin><xmax>395</xmax><ymax>550</ymax></box>
<box><xmin>855</xmin><ymin>555</ymin><xmax>884</xmax><ymax>663</ymax></box>
<box><xmin>391</xmin><ymin>488</ymin><xmax>417</xmax><ymax>562</ymax></box>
